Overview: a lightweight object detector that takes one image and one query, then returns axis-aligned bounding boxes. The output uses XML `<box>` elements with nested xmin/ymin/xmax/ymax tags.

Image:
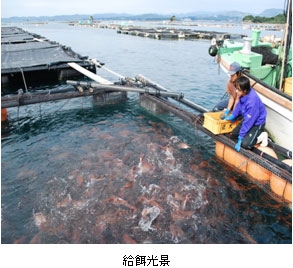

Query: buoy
<box><xmin>215</xmin><ymin>141</ymin><xmax>292</xmax><ymax>204</ymax></box>
<box><xmin>247</xmin><ymin>161</ymin><xmax>271</xmax><ymax>182</ymax></box>
<box><xmin>246</xmin><ymin>145</ymin><xmax>278</xmax><ymax>182</ymax></box>
<box><xmin>215</xmin><ymin>141</ymin><xmax>248</xmax><ymax>172</ymax></box>
<box><xmin>270</xmin><ymin>174</ymin><xmax>292</xmax><ymax>203</ymax></box>
<box><xmin>255</xmin><ymin>145</ymin><xmax>278</xmax><ymax>159</ymax></box>
<box><xmin>208</xmin><ymin>45</ymin><xmax>218</xmax><ymax>57</ymax></box>
<box><xmin>215</xmin><ymin>141</ymin><xmax>225</xmax><ymax>159</ymax></box>
<box><xmin>223</xmin><ymin>144</ymin><xmax>248</xmax><ymax>172</ymax></box>
<box><xmin>1</xmin><ymin>108</ymin><xmax>8</xmax><ymax>122</ymax></box>
<box><xmin>282</xmin><ymin>159</ymin><xmax>292</xmax><ymax>166</ymax></box>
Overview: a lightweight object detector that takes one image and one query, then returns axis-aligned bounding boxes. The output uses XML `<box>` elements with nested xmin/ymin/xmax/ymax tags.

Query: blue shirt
<box><xmin>232</xmin><ymin>88</ymin><xmax>267</xmax><ymax>139</ymax></box>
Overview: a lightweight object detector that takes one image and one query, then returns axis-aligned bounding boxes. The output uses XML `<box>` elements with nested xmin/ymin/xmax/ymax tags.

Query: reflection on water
<box><xmin>1</xmin><ymin>101</ymin><xmax>291</xmax><ymax>244</ymax></box>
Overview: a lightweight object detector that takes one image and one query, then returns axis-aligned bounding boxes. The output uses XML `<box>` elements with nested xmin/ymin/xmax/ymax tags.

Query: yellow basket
<box><xmin>203</xmin><ymin>111</ymin><xmax>239</xmax><ymax>135</ymax></box>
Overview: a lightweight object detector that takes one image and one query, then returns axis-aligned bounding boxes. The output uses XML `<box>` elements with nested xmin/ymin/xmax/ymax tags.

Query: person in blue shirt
<box><xmin>223</xmin><ymin>75</ymin><xmax>267</xmax><ymax>152</ymax></box>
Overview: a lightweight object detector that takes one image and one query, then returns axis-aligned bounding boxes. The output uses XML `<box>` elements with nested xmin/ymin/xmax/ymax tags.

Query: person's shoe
<box><xmin>257</xmin><ymin>132</ymin><xmax>268</xmax><ymax>147</ymax></box>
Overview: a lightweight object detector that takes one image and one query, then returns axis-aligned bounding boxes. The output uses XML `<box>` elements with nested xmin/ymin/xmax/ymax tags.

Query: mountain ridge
<box><xmin>1</xmin><ymin>8</ymin><xmax>283</xmax><ymax>23</ymax></box>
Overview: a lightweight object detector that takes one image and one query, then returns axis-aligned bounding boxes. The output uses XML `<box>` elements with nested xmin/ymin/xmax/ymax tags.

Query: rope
<box><xmin>278</xmin><ymin>0</ymin><xmax>291</xmax><ymax>90</ymax></box>
<box><xmin>155</xmin><ymin>88</ymin><xmax>159</xmax><ymax>96</ymax></box>
<box><xmin>237</xmin><ymin>154</ymin><xmax>259</xmax><ymax>171</ymax></box>
<box><xmin>91</xmin><ymin>59</ymin><xmax>125</xmax><ymax>79</ymax></box>
<box><xmin>250</xmin><ymin>67</ymin><xmax>275</xmax><ymax>88</ymax></box>
<box><xmin>53</xmin><ymin>98</ymin><xmax>71</xmax><ymax>113</ymax></box>
<box><xmin>17</xmin><ymin>88</ymin><xmax>23</xmax><ymax>106</ymax></box>
<box><xmin>281</xmin><ymin>180</ymin><xmax>288</xmax><ymax>202</ymax></box>
<box><xmin>193</xmin><ymin>115</ymin><xmax>204</xmax><ymax>146</ymax></box>
<box><xmin>211</xmin><ymin>91</ymin><xmax>228</xmax><ymax>112</ymax></box>
<box><xmin>19</xmin><ymin>68</ymin><xmax>28</xmax><ymax>93</ymax></box>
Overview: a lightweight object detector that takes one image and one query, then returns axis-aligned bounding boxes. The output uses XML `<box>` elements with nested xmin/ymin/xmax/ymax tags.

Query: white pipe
<box><xmin>67</xmin><ymin>62</ymin><xmax>113</xmax><ymax>85</ymax></box>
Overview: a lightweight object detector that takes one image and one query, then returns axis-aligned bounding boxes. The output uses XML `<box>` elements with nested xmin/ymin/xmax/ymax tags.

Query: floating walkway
<box><xmin>71</xmin><ymin>22</ymin><xmax>246</xmax><ymax>41</ymax></box>
<box><xmin>1</xmin><ymin>27</ymin><xmax>96</xmax><ymax>92</ymax></box>
<box><xmin>116</xmin><ymin>26</ymin><xmax>245</xmax><ymax>40</ymax></box>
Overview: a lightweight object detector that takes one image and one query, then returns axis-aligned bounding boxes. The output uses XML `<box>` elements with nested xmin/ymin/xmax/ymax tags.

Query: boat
<box><xmin>208</xmin><ymin>0</ymin><xmax>292</xmax><ymax>151</ymax></box>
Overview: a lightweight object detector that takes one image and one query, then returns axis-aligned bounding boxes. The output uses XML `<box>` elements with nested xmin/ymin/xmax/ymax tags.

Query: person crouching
<box><xmin>222</xmin><ymin>75</ymin><xmax>268</xmax><ymax>152</ymax></box>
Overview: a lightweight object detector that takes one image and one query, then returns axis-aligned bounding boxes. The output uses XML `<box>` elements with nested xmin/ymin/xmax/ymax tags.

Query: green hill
<box><xmin>243</xmin><ymin>13</ymin><xmax>286</xmax><ymax>24</ymax></box>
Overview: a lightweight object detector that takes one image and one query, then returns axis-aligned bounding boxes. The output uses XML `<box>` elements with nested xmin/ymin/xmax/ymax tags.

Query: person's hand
<box><xmin>222</xmin><ymin>114</ymin><xmax>236</xmax><ymax>122</ymax></box>
<box><xmin>235</xmin><ymin>137</ymin><xmax>243</xmax><ymax>152</ymax></box>
<box><xmin>220</xmin><ymin>109</ymin><xmax>230</xmax><ymax>119</ymax></box>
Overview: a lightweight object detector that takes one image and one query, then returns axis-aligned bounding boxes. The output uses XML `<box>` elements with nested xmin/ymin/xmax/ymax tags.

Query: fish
<box><xmin>161</xmin><ymin>144</ymin><xmax>177</xmax><ymax>167</ymax></box>
<box><xmin>137</xmin><ymin>154</ymin><xmax>156</xmax><ymax>174</ymax></box>
<box><xmin>97</xmin><ymin>133</ymin><xmax>113</xmax><ymax>140</ymax></box>
<box><xmin>29</xmin><ymin>233</ymin><xmax>42</xmax><ymax>244</ymax></box>
<box><xmin>178</xmin><ymin>142</ymin><xmax>190</xmax><ymax>149</ymax></box>
<box><xmin>107</xmin><ymin>196</ymin><xmax>137</xmax><ymax>211</ymax></box>
<box><xmin>171</xmin><ymin>210</ymin><xmax>194</xmax><ymax>222</ymax></box>
<box><xmin>122</xmin><ymin>233</ymin><xmax>137</xmax><ymax>244</ymax></box>
<box><xmin>238</xmin><ymin>226</ymin><xmax>257</xmax><ymax>244</ymax></box>
<box><xmin>76</xmin><ymin>175</ymin><xmax>84</xmax><ymax>188</ymax></box>
<box><xmin>138</xmin><ymin>196</ymin><xmax>165</xmax><ymax>212</ymax></box>
<box><xmin>172</xmin><ymin>192</ymin><xmax>189</xmax><ymax>210</ymax></box>
<box><xmin>13</xmin><ymin>236</ymin><xmax>26</xmax><ymax>244</ymax></box>
<box><xmin>33</xmin><ymin>212</ymin><xmax>47</xmax><ymax>227</ymax></box>
<box><xmin>55</xmin><ymin>152</ymin><xmax>71</xmax><ymax>161</ymax></box>
<box><xmin>139</xmin><ymin>206</ymin><xmax>160</xmax><ymax>231</ymax></box>
<box><xmin>169</xmin><ymin>136</ymin><xmax>190</xmax><ymax>149</ymax></box>
<box><xmin>183</xmin><ymin>173</ymin><xmax>198</xmax><ymax>184</ymax></box>
<box><xmin>127</xmin><ymin>166</ymin><xmax>137</xmax><ymax>181</ymax></box>
<box><xmin>56</xmin><ymin>194</ymin><xmax>72</xmax><ymax>208</ymax></box>
<box><xmin>167</xmin><ymin>194</ymin><xmax>180</xmax><ymax>210</ymax></box>
<box><xmin>169</xmin><ymin>224</ymin><xmax>185</xmax><ymax>243</ymax></box>
<box><xmin>181</xmin><ymin>195</ymin><xmax>189</xmax><ymax>210</ymax></box>
<box><xmin>17</xmin><ymin>169</ymin><xmax>37</xmax><ymax>179</ymax></box>
<box><xmin>121</xmin><ymin>181</ymin><xmax>134</xmax><ymax>189</ymax></box>
<box><xmin>170</xmin><ymin>136</ymin><xmax>181</xmax><ymax>143</ymax></box>
<box><xmin>174</xmin><ymin>191</ymin><xmax>185</xmax><ymax>201</ymax></box>
<box><xmin>72</xmin><ymin>200</ymin><xmax>87</xmax><ymax>210</ymax></box>
<box><xmin>119</xmin><ymin>129</ymin><xmax>133</xmax><ymax>137</ymax></box>
<box><xmin>226</xmin><ymin>177</ymin><xmax>242</xmax><ymax>191</ymax></box>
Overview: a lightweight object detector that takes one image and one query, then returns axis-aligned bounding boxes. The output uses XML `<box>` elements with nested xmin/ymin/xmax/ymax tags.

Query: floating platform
<box><xmin>1</xmin><ymin>27</ymin><xmax>96</xmax><ymax>93</ymax></box>
<box><xmin>117</xmin><ymin>26</ymin><xmax>245</xmax><ymax>40</ymax></box>
<box><xmin>70</xmin><ymin>22</ymin><xmax>246</xmax><ymax>41</ymax></box>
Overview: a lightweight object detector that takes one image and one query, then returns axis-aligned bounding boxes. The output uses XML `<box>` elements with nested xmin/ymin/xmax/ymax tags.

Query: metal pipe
<box><xmin>135</xmin><ymin>74</ymin><xmax>208</xmax><ymax>113</ymax></box>
<box><xmin>66</xmin><ymin>80</ymin><xmax>184</xmax><ymax>98</ymax></box>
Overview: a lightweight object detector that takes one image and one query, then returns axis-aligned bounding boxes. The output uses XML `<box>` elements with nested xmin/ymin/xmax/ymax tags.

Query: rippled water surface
<box><xmin>1</xmin><ymin>22</ymin><xmax>291</xmax><ymax>244</ymax></box>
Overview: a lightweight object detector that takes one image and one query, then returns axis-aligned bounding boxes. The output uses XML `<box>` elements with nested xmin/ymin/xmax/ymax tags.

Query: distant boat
<box><xmin>208</xmin><ymin>0</ymin><xmax>292</xmax><ymax>151</ymax></box>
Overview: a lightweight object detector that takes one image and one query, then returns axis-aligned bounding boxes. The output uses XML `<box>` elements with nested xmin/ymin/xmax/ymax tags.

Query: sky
<box><xmin>1</xmin><ymin>0</ymin><xmax>286</xmax><ymax>18</ymax></box>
